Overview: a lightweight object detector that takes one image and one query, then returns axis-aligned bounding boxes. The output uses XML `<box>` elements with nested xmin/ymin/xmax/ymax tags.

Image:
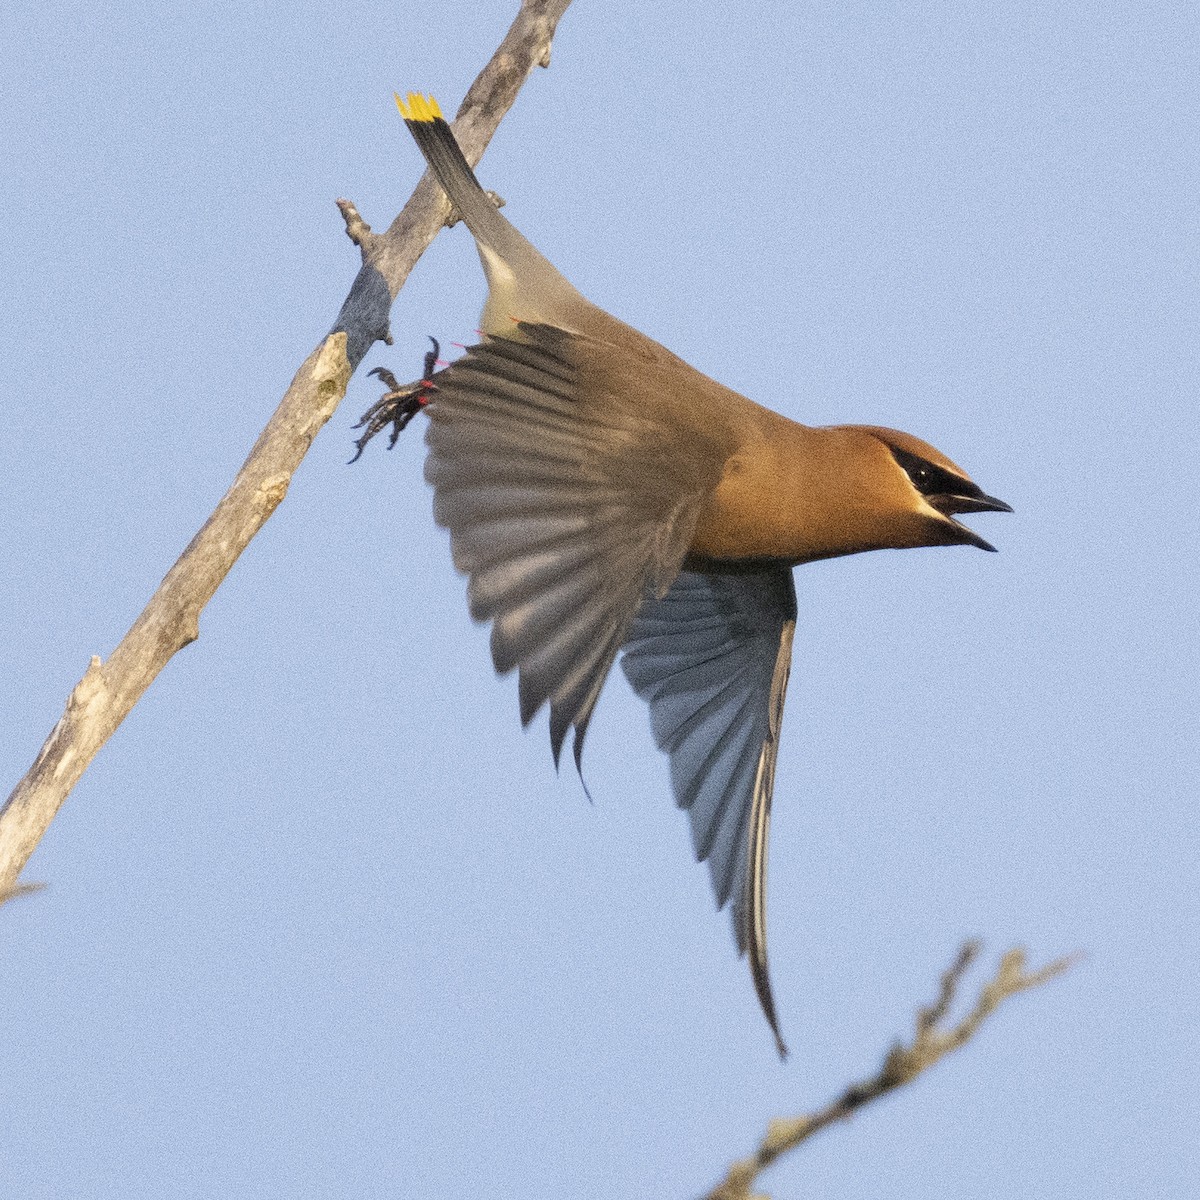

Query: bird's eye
<box><xmin>889</xmin><ymin>447</ymin><xmax>974</xmax><ymax>499</ymax></box>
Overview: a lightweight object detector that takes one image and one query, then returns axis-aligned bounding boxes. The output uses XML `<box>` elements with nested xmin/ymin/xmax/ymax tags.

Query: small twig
<box><xmin>335</xmin><ymin>198</ymin><xmax>376</xmax><ymax>251</ymax></box>
<box><xmin>0</xmin><ymin>882</ymin><xmax>45</xmax><ymax>907</ymax></box>
<box><xmin>704</xmin><ymin>942</ymin><xmax>1078</xmax><ymax>1200</ymax></box>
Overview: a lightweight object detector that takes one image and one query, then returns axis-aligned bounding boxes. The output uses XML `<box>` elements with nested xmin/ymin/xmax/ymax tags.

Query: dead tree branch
<box><xmin>704</xmin><ymin>942</ymin><xmax>1078</xmax><ymax>1200</ymax></box>
<box><xmin>0</xmin><ymin>0</ymin><xmax>575</xmax><ymax>892</ymax></box>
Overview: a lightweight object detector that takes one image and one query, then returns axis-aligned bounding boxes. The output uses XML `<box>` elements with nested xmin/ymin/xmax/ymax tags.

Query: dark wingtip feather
<box><xmin>773</xmin><ymin>1027</ymin><xmax>790</xmax><ymax>1061</ymax></box>
<box><xmin>549</xmin><ymin>704</ymin><xmax>570</xmax><ymax>769</ymax></box>
<box><xmin>749</xmin><ymin>949</ymin><xmax>789</xmax><ymax>1061</ymax></box>
<box><xmin>518</xmin><ymin>671</ymin><xmax>542</xmax><ymax>728</ymax></box>
<box><xmin>572</xmin><ymin>724</ymin><xmax>595</xmax><ymax>804</ymax></box>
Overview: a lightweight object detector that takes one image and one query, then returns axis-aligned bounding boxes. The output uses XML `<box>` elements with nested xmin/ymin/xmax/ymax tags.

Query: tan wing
<box><xmin>424</xmin><ymin>323</ymin><xmax>731</xmax><ymax>767</ymax></box>
<box><xmin>621</xmin><ymin>566</ymin><xmax>797</xmax><ymax>1058</ymax></box>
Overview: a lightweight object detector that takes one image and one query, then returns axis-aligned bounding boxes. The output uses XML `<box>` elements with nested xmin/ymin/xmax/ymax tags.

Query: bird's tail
<box><xmin>395</xmin><ymin>94</ymin><xmax>538</xmax><ymax>270</ymax></box>
<box><xmin>397</xmin><ymin>96</ymin><xmax>500</xmax><ymax>246</ymax></box>
<box><xmin>396</xmin><ymin>92</ymin><xmax>586</xmax><ymax>332</ymax></box>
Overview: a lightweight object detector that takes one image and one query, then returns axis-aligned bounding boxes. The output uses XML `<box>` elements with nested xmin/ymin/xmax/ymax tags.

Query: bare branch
<box><xmin>704</xmin><ymin>943</ymin><xmax>1078</xmax><ymax>1200</ymax></box>
<box><xmin>0</xmin><ymin>0</ymin><xmax>575</xmax><ymax>893</ymax></box>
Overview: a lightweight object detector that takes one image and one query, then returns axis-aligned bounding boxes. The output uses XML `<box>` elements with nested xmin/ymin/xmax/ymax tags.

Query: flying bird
<box><xmin>381</xmin><ymin>93</ymin><xmax>1011</xmax><ymax>1058</ymax></box>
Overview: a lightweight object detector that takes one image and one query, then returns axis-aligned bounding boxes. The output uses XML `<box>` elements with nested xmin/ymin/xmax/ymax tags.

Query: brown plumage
<box><xmin>393</xmin><ymin>94</ymin><xmax>1011</xmax><ymax>1059</ymax></box>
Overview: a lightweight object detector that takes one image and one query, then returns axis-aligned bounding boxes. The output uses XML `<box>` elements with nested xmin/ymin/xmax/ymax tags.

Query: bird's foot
<box><xmin>350</xmin><ymin>337</ymin><xmax>441</xmax><ymax>462</ymax></box>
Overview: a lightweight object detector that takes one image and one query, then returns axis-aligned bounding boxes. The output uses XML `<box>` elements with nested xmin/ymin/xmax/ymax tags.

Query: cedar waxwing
<box><xmin>379</xmin><ymin>94</ymin><xmax>1011</xmax><ymax>1059</ymax></box>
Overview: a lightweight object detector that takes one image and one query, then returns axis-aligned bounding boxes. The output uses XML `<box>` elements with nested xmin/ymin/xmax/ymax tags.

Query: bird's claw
<box><xmin>350</xmin><ymin>337</ymin><xmax>441</xmax><ymax>462</ymax></box>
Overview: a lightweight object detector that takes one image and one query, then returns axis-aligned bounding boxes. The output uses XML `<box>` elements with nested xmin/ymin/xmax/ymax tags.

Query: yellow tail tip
<box><xmin>393</xmin><ymin>92</ymin><xmax>443</xmax><ymax>123</ymax></box>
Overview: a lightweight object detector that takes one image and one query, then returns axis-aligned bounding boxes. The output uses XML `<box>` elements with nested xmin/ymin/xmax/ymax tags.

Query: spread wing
<box><xmin>424</xmin><ymin>323</ymin><xmax>730</xmax><ymax>767</ymax></box>
<box><xmin>620</xmin><ymin>565</ymin><xmax>797</xmax><ymax>1057</ymax></box>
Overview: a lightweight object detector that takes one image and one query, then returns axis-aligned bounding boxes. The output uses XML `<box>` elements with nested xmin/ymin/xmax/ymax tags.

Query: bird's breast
<box><xmin>688</xmin><ymin>414</ymin><xmax>913</xmax><ymax>566</ymax></box>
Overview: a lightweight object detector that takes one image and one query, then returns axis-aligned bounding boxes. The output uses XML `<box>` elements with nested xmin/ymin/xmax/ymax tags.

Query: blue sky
<box><xmin>2</xmin><ymin>1</ymin><xmax>1197</xmax><ymax>1196</ymax></box>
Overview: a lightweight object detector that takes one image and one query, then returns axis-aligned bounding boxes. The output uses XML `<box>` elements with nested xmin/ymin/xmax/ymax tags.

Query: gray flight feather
<box><xmin>425</xmin><ymin>323</ymin><xmax>727</xmax><ymax>768</ymax></box>
<box><xmin>621</xmin><ymin>565</ymin><xmax>797</xmax><ymax>1056</ymax></box>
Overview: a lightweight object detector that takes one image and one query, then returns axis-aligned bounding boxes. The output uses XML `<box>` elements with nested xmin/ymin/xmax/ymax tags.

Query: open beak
<box><xmin>927</xmin><ymin>492</ymin><xmax>1013</xmax><ymax>552</ymax></box>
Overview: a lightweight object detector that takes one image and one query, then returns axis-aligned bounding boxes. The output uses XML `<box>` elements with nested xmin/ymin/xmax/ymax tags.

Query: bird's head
<box><xmin>832</xmin><ymin>425</ymin><xmax>1012</xmax><ymax>554</ymax></box>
